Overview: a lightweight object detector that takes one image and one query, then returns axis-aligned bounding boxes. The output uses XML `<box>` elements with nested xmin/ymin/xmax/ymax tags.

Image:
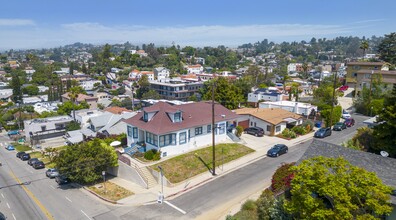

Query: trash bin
<box><xmin>315</xmin><ymin>121</ymin><xmax>322</xmax><ymax>128</ymax></box>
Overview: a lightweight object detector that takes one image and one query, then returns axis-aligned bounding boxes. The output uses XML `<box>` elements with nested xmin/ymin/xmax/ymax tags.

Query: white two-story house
<box><xmin>154</xmin><ymin>67</ymin><xmax>170</xmax><ymax>80</ymax></box>
<box><xmin>125</xmin><ymin>101</ymin><xmax>241</xmax><ymax>157</ymax></box>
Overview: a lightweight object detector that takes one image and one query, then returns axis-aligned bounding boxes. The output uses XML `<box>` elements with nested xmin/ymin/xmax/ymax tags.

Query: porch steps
<box><xmin>124</xmin><ymin>144</ymin><xmax>138</xmax><ymax>156</ymax></box>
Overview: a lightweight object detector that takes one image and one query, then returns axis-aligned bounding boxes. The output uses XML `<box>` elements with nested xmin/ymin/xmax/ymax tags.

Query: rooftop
<box><xmin>234</xmin><ymin>107</ymin><xmax>302</xmax><ymax>125</ymax></box>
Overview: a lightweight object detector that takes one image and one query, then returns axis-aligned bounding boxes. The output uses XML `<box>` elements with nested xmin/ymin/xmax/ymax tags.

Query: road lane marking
<box><xmin>65</xmin><ymin>196</ymin><xmax>72</xmax><ymax>203</ymax></box>
<box><xmin>1</xmin><ymin>193</ymin><xmax>4</xmax><ymax>198</ymax></box>
<box><xmin>50</xmin><ymin>185</ymin><xmax>55</xmax><ymax>189</ymax></box>
<box><xmin>164</xmin><ymin>201</ymin><xmax>186</xmax><ymax>214</ymax></box>
<box><xmin>9</xmin><ymin>171</ymin><xmax>54</xmax><ymax>220</ymax></box>
<box><xmin>6</xmin><ymin>202</ymin><xmax>10</xmax><ymax>209</ymax></box>
<box><xmin>80</xmin><ymin>210</ymin><xmax>91</xmax><ymax>220</ymax></box>
<box><xmin>12</xmin><ymin>213</ymin><xmax>16</xmax><ymax>220</ymax></box>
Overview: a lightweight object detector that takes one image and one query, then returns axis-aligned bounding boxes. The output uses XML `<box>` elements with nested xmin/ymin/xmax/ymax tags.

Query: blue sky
<box><xmin>1</xmin><ymin>0</ymin><xmax>395</xmax><ymax>50</ymax></box>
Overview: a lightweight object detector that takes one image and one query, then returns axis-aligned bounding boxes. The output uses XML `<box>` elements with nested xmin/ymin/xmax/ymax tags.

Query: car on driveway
<box><xmin>342</xmin><ymin>110</ymin><xmax>351</xmax><ymax>119</ymax></box>
<box><xmin>5</xmin><ymin>145</ymin><xmax>15</xmax><ymax>151</ymax></box>
<box><xmin>16</xmin><ymin>151</ymin><xmax>26</xmax><ymax>158</ymax></box>
<box><xmin>338</xmin><ymin>85</ymin><xmax>349</xmax><ymax>92</ymax></box>
<box><xmin>28</xmin><ymin>158</ymin><xmax>40</xmax><ymax>166</ymax></box>
<box><xmin>244</xmin><ymin>127</ymin><xmax>264</xmax><ymax>137</ymax></box>
<box><xmin>314</xmin><ymin>127</ymin><xmax>332</xmax><ymax>138</ymax></box>
<box><xmin>333</xmin><ymin>122</ymin><xmax>347</xmax><ymax>131</ymax></box>
<box><xmin>55</xmin><ymin>175</ymin><xmax>69</xmax><ymax>185</ymax></box>
<box><xmin>267</xmin><ymin>144</ymin><xmax>288</xmax><ymax>157</ymax></box>
<box><xmin>7</xmin><ymin>130</ymin><xmax>19</xmax><ymax>136</ymax></box>
<box><xmin>33</xmin><ymin>161</ymin><xmax>45</xmax><ymax>169</ymax></box>
<box><xmin>46</xmin><ymin>168</ymin><xmax>59</xmax><ymax>178</ymax></box>
<box><xmin>21</xmin><ymin>153</ymin><xmax>31</xmax><ymax>161</ymax></box>
<box><xmin>344</xmin><ymin>118</ymin><xmax>355</xmax><ymax>127</ymax></box>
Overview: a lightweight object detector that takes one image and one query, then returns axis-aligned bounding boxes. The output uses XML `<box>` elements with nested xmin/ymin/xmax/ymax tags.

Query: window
<box><xmin>207</xmin><ymin>124</ymin><xmax>212</xmax><ymax>133</ymax></box>
<box><xmin>146</xmin><ymin>132</ymin><xmax>158</xmax><ymax>146</ymax></box>
<box><xmin>127</xmin><ymin>126</ymin><xmax>133</xmax><ymax>137</ymax></box>
<box><xmin>133</xmin><ymin>127</ymin><xmax>138</xmax><ymax>138</ymax></box>
<box><xmin>41</xmin><ymin>125</ymin><xmax>46</xmax><ymax>132</ymax></box>
<box><xmin>364</xmin><ymin>73</ymin><xmax>371</xmax><ymax>79</ymax></box>
<box><xmin>174</xmin><ymin>112</ymin><xmax>181</xmax><ymax>122</ymax></box>
<box><xmin>195</xmin><ymin>127</ymin><xmax>203</xmax><ymax>135</ymax></box>
<box><xmin>218</xmin><ymin>123</ymin><xmax>225</xmax><ymax>134</ymax></box>
<box><xmin>159</xmin><ymin>134</ymin><xmax>176</xmax><ymax>147</ymax></box>
<box><xmin>143</xmin><ymin>112</ymin><xmax>148</xmax><ymax>122</ymax></box>
<box><xmin>276</xmin><ymin>125</ymin><xmax>281</xmax><ymax>132</ymax></box>
<box><xmin>267</xmin><ymin>125</ymin><xmax>271</xmax><ymax>132</ymax></box>
<box><xmin>179</xmin><ymin>132</ymin><xmax>186</xmax><ymax>144</ymax></box>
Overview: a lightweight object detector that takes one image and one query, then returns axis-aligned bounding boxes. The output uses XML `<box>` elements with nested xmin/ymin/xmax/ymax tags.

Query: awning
<box><xmin>283</xmin><ymin>118</ymin><xmax>298</xmax><ymax>123</ymax></box>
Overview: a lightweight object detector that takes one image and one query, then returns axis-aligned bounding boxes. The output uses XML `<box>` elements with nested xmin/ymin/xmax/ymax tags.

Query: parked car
<box><xmin>21</xmin><ymin>153</ymin><xmax>31</xmax><ymax>161</ymax></box>
<box><xmin>46</xmin><ymin>168</ymin><xmax>59</xmax><ymax>178</ymax></box>
<box><xmin>342</xmin><ymin>110</ymin><xmax>351</xmax><ymax>119</ymax></box>
<box><xmin>244</xmin><ymin>127</ymin><xmax>264</xmax><ymax>137</ymax></box>
<box><xmin>5</xmin><ymin>145</ymin><xmax>15</xmax><ymax>151</ymax></box>
<box><xmin>267</xmin><ymin>144</ymin><xmax>288</xmax><ymax>157</ymax></box>
<box><xmin>33</xmin><ymin>161</ymin><xmax>45</xmax><ymax>169</ymax></box>
<box><xmin>55</xmin><ymin>175</ymin><xmax>69</xmax><ymax>185</ymax></box>
<box><xmin>338</xmin><ymin>85</ymin><xmax>349</xmax><ymax>92</ymax></box>
<box><xmin>7</xmin><ymin>130</ymin><xmax>19</xmax><ymax>136</ymax></box>
<box><xmin>314</xmin><ymin>127</ymin><xmax>332</xmax><ymax>138</ymax></box>
<box><xmin>344</xmin><ymin>118</ymin><xmax>355</xmax><ymax>127</ymax></box>
<box><xmin>16</xmin><ymin>151</ymin><xmax>26</xmax><ymax>158</ymax></box>
<box><xmin>333</xmin><ymin>122</ymin><xmax>347</xmax><ymax>131</ymax></box>
<box><xmin>28</xmin><ymin>158</ymin><xmax>40</xmax><ymax>166</ymax></box>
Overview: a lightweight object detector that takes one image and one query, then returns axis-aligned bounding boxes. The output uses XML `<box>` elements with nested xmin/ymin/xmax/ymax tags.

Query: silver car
<box><xmin>46</xmin><ymin>168</ymin><xmax>59</xmax><ymax>178</ymax></box>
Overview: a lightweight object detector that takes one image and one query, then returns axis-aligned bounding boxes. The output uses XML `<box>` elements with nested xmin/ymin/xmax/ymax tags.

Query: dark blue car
<box><xmin>267</xmin><ymin>144</ymin><xmax>288</xmax><ymax>157</ymax></box>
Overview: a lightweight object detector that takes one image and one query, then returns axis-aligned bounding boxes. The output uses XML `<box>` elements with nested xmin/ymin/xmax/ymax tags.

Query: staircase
<box><xmin>124</xmin><ymin>143</ymin><xmax>138</xmax><ymax>156</ymax></box>
<box><xmin>227</xmin><ymin>131</ymin><xmax>241</xmax><ymax>142</ymax></box>
<box><xmin>139</xmin><ymin>166</ymin><xmax>158</xmax><ymax>188</ymax></box>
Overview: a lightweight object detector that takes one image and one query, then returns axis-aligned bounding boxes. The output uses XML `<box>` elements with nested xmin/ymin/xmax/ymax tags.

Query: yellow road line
<box><xmin>9</xmin><ymin>171</ymin><xmax>54</xmax><ymax>220</ymax></box>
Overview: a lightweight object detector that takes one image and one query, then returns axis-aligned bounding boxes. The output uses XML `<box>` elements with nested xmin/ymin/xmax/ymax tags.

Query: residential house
<box><xmin>37</xmin><ymin>86</ymin><xmax>49</xmax><ymax>93</ymax></box>
<box><xmin>80</xmin><ymin>80</ymin><xmax>102</xmax><ymax>91</ymax></box>
<box><xmin>23</xmin><ymin>95</ymin><xmax>48</xmax><ymax>104</ymax></box>
<box><xmin>259</xmin><ymin>100</ymin><xmax>317</xmax><ymax>116</ymax></box>
<box><xmin>72</xmin><ymin>109</ymin><xmax>105</xmax><ymax>128</ymax></box>
<box><xmin>104</xmin><ymin>106</ymin><xmax>132</xmax><ymax>115</ymax></box>
<box><xmin>0</xmin><ymin>89</ymin><xmax>12</xmax><ymax>101</ymax></box>
<box><xmin>54</xmin><ymin>68</ymin><xmax>70</xmax><ymax>75</ymax></box>
<box><xmin>128</xmin><ymin>69</ymin><xmax>154</xmax><ymax>81</ymax></box>
<box><xmin>149</xmin><ymin>78</ymin><xmax>203</xmax><ymax>101</ymax></box>
<box><xmin>247</xmin><ymin>88</ymin><xmax>285</xmax><ymax>107</ymax></box>
<box><xmin>354</xmin><ymin>69</ymin><xmax>396</xmax><ymax>96</ymax></box>
<box><xmin>154</xmin><ymin>67</ymin><xmax>170</xmax><ymax>80</ymax></box>
<box><xmin>136</xmin><ymin>50</ymin><xmax>148</xmax><ymax>57</ymax></box>
<box><xmin>141</xmin><ymin>71</ymin><xmax>155</xmax><ymax>81</ymax></box>
<box><xmin>61</xmin><ymin>92</ymin><xmax>98</xmax><ymax>109</ymax></box>
<box><xmin>60</xmin><ymin>74</ymin><xmax>90</xmax><ymax>83</ymax></box>
<box><xmin>24</xmin><ymin>116</ymin><xmax>74</xmax><ymax>144</ymax></box>
<box><xmin>124</xmin><ymin>101</ymin><xmax>241</xmax><ymax>157</ymax></box>
<box><xmin>299</xmin><ymin>139</ymin><xmax>396</xmax><ymax>217</ymax></box>
<box><xmin>33</xmin><ymin>102</ymin><xmax>60</xmax><ymax>114</ymax></box>
<box><xmin>88</xmin><ymin>112</ymin><xmax>136</xmax><ymax>136</ymax></box>
<box><xmin>234</xmin><ymin>108</ymin><xmax>303</xmax><ymax>136</ymax></box>
<box><xmin>345</xmin><ymin>62</ymin><xmax>388</xmax><ymax>89</ymax></box>
<box><xmin>186</xmin><ymin>64</ymin><xmax>204</xmax><ymax>74</ymax></box>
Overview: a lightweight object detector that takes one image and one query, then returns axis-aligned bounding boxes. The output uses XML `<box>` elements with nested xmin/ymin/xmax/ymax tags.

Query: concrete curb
<box><xmin>82</xmin><ymin>186</ymin><xmax>118</xmax><ymax>204</ymax></box>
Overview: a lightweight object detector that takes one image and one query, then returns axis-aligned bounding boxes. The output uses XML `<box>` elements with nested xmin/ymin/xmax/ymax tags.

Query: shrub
<box><xmin>302</xmin><ymin>119</ymin><xmax>314</xmax><ymax>132</ymax></box>
<box><xmin>291</xmin><ymin>125</ymin><xmax>306</xmax><ymax>135</ymax></box>
<box><xmin>271</xmin><ymin>162</ymin><xmax>296</xmax><ymax>193</ymax></box>
<box><xmin>144</xmin><ymin>150</ymin><xmax>154</xmax><ymax>160</ymax></box>
<box><xmin>153</xmin><ymin>151</ymin><xmax>161</xmax><ymax>161</ymax></box>
<box><xmin>241</xmin><ymin>199</ymin><xmax>257</xmax><ymax>211</ymax></box>
<box><xmin>281</xmin><ymin>129</ymin><xmax>297</xmax><ymax>139</ymax></box>
<box><xmin>235</xmin><ymin>126</ymin><xmax>244</xmax><ymax>137</ymax></box>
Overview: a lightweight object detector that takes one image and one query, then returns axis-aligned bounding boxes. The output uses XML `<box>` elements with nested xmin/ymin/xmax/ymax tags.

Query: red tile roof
<box><xmin>104</xmin><ymin>106</ymin><xmax>132</xmax><ymax>115</ymax></box>
<box><xmin>124</xmin><ymin>101</ymin><xmax>241</xmax><ymax>135</ymax></box>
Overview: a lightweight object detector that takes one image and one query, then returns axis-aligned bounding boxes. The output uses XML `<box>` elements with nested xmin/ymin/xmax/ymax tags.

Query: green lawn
<box><xmin>14</xmin><ymin>143</ymin><xmax>32</xmax><ymax>152</ymax></box>
<box><xmin>151</xmin><ymin>143</ymin><xmax>254</xmax><ymax>184</ymax></box>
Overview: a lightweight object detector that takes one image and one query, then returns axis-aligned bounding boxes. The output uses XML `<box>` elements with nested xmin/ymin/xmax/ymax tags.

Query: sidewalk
<box><xmin>108</xmin><ymin>131</ymin><xmax>315</xmax><ymax>207</ymax></box>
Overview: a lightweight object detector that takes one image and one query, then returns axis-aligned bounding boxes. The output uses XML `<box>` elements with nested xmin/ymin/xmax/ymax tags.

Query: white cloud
<box><xmin>0</xmin><ymin>19</ymin><xmax>35</xmax><ymax>26</ymax></box>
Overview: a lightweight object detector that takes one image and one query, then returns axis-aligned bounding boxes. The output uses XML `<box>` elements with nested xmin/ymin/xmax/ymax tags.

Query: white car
<box><xmin>342</xmin><ymin>110</ymin><xmax>351</xmax><ymax>119</ymax></box>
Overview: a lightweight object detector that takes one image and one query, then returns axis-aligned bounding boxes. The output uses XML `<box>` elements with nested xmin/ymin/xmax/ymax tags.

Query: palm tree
<box><xmin>360</xmin><ymin>41</ymin><xmax>369</xmax><ymax>57</ymax></box>
<box><xmin>68</xmin><ymin>86</ymin><xmax>84</xmax><ymax>121</ymax></box>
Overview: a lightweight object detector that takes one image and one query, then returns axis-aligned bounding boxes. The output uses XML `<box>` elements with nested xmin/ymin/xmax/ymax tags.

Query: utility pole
<box><xmin>212</xmin><ymin>76</ymin><xmax>216</xmax><ymax>176</ymax></box>
<box><xmin>367</xmin><ymin>70</ymin><xmax>374</xmax><ymax>116</ymax></box>
<box><xmin>329</xmin><ymin>72</ymin><xmax>337</xmax><ymax>127</ymax></box>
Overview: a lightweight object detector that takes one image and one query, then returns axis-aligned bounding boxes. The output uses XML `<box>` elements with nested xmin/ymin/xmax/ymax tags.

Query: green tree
<box><xmin>141</xmin><ymin>90</ymin><xmax>161</xmax><ymax>100</ymax></box>
<box><xmin>285</xmin><ymin>156</ymin><xmax>393</xmax><ymax>219</ymax></box>
<box><xmin>57</xmin><ymin>101</ymin><xmax>89</xmax><ymax>115</ymax></box>
<box><xmin>11</xmin><ymin>73</ymin><xmax>22</xmax><ymax>102</ymax></box>
<box><xmin>66</xmin><ymin>121</ymin><xmax>81</xmax><ymax>131</ymax></box>
<box><xmin>256</xmin><ymin>189</ymin><xmax>275</xmax><ymax>220</ymax></box>
<box><xmin>22</xmin><ymin>85</ymin><xmax>39</xmax><ymax>96</ymax></box>
<box><xmin>68</xmin><ymin>86</ymin><xmax>86</xmax><ymax>120</ymax></box>
<box><xmin>54</xmin><ymin>139</ymin><xmax>118</xmax><ymax>184</ymax></box>
<box><xmin>377</xmin><ymin>32</ymin><xmax>396</xmax><ymax>65</ymax></box>
<box><xmin>136</xmin><ymin>75</ymin><xmax>150</xmax><ymax>99</ymax></box>
<box><xmin>360</xmin><ymin>41</ymin><xmax>369</xmax><ymax>57</ymax></box>
<box><xmin>200</xmin><ymin>77</ymin><xmax>244</xmax><ymax>110</ymax></box>
<box><xmin>320</xmin><ymin>105</ymin><xmax>342</xmax><ymax>127</ymax></box>
<box><xmin>372</xmin><ymin>85</ymin><xmax>396</xmax><ymax>157</ymax></box>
